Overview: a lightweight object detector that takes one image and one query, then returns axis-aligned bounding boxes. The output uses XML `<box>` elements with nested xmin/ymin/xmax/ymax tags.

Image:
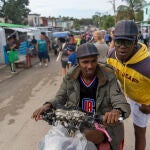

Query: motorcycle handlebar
<box><xmin>41</xmin><ymin>108</ymin><xmax>124</xmax><ymax>125</ymax></box>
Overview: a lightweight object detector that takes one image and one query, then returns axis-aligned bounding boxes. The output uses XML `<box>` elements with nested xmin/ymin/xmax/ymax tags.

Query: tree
<box><xmin>0</xmin><ymin>0</ymin><xmax>6</xmax><ymax>17</ymax></box>
<box><xmin>0</xmin><ymin>0</ymin><xmax>30</xmax><ymax>24</ymax></box>
<box><xmin>116</xmin><ymin>5</ymin><xmax>134</xmax><ymax>21</ymax></box>
<box><xmin>92</xmin><ymin>12</ymin><xmax>102</xmax><ymax>28</ymax></box>
<box><xmin>79</xmin><ymin>18</ymin><xmax>93</xmax><ymax>26</ymax></box>
<box><xmin>101</xmin><ymin>15</ymin><xmax>115</xmax><ymax>29</ymax></box>
<box><xmin>121</xmin><ymin>0</ymin><xmax>146</xmax><ymax>10</ymax></box>
<box><xmin>135</xmin><ymin>9</ymin><xmax>143</xmax><ymax>21</ymax></box>
<box><xmin>73</xmin><ymin>19</ymin><xmax>80</xmax><ymax>30</ymax></box>
<box><xmin>120</xmin><ymin>0</ymin><xmax>146</xmax><ymax>21</ymax></box>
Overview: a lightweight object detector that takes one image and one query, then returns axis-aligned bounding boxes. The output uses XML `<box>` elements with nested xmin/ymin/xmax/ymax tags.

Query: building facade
<box><xmin>28</xmin><ymin>14</ymin><xmax>40</xmax><ymax>27</ymax></box>
<box><xmin>141</xmin><ymin>3</ymin><xmax>150</xmax><ymax>32</ymax></box>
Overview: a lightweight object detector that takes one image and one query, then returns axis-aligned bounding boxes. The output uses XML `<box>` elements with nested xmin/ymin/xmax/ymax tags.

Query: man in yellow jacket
<box><xmin>107</xmin><ymin>20</ymin><xmax>150</xmax><ymax>150</ymax></box>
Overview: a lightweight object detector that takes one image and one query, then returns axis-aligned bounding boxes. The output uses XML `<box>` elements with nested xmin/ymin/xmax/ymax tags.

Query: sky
<box><xmin>28</xmin><ymin>0</ymin><xmax>150</xmax><ymax>19</ymax></box>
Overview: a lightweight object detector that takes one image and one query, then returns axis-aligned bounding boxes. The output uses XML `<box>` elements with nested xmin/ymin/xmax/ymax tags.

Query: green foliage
<box><xmin>0</xmin><ymin>0</ymin><xmax>30</xmax><ymax>24</ymax></box>
<box><xmin>78</xmin><ymin>18</ymin><xmax>93</xmax><ymax>25</ymax></box>
<box><xmin>92</xmin><ymin>15</ymin><xmax>101</xmax><ymax>27</ymax></box>
<box><xmin>120</xmin><ymin>0</ymin><xmax>145</xmax><ymax>21</ymax></box>
<box><xmin>73</xmin><ymin>19</ymin><xmax>80</xmax><ymax>30</ymax></box>
<box><xmin>92</xmin><ymin>14</ymin><xmax>115</xmax><ymax>29</ymax></box>
<box><xmin>135</xmin><ymin>10</ymin><xmax>143</xmax><ymax>22</ymax></box>
<box><xmin>117</xmin><ymin>5</ymin><xmax>135</xmax><ymax>21</ymax></box>
<box><xmin>101</xmin><ymin>15</ymin><xmax>115</xmax><ymax>29</ymax></box>
<box><xmin>71</xmin><ymin>18</ymin><xmax>93</xmax><ymax>30</ymax></box>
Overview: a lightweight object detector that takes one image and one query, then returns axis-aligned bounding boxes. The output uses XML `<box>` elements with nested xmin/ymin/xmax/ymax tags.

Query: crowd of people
<box><xmin>30</xmin><ymin>20</ymin><xmax>150</xmax><ymax>150</ymax></box>
<box><xmin>52</xmin><ymin>29</ymin><xmax>114</xmax><ymax>76</ymax></box>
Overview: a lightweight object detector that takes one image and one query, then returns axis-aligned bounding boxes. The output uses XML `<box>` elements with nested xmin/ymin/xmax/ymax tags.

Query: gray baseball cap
<box><xmin>76</xmin><ymin>43</ymin><xmax>99</xmax><ymax>58</ymax></box>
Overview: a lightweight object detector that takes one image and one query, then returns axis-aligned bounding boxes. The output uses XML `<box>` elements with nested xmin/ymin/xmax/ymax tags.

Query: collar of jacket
<box><xmin>67</xmin><ymin>64</ymin><xmax>108</xmax><ymax>86</ymax></box>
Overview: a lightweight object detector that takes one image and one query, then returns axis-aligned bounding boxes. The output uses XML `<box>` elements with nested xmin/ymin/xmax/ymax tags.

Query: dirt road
<box><xmin>0</xmin><ymin>54</ymin><xmax>149</xmax><ymax>150</ymax></box>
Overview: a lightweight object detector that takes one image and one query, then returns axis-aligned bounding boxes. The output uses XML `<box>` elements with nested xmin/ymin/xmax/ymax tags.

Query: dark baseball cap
<box><xmin>114</xmin><ymin>36</ymin><xmax>137</xmax><ymax>41</ymax></box>
<box><xmin>114</xmin><ymin>20</ymin><xmax>138</xmax><ymax>41</ymax></box>
<box><xmin>76</xmin><ymin>43</ymin><xmax>99</xmax><ymax>58</ymax></box>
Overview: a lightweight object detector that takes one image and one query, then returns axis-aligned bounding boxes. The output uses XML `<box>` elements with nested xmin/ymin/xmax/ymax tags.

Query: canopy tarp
<box><xmin>5</xmin><ymin>27</ymin><xmax>31</xmax><ymax>32</ymax></box>
<box><xmin>0</xmin><ymin>23</ymin><xmax>29</xmax><ymax>28</ymax></box>
<box><xmin>52</xmin><ymin>31</ymin><xmax>70</xmax><ymax>38</ymax></box>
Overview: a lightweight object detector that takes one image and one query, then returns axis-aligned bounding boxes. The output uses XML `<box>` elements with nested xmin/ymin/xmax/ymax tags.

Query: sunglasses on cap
<box><xmin>114</xmin><ymin>39</ymin><xmax>134</xmax><ymax>48</ymax></box>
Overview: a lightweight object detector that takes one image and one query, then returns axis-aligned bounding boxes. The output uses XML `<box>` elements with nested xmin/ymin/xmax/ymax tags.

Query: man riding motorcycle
<box><xmin>32</xmin><ymin>43</ymin><xmax>131</xmax><ymax>150</ymax></box>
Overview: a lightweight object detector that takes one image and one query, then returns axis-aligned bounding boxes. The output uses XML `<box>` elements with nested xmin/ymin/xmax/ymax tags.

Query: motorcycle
<box><xmin>38</xmin><ymin>106</ymin><xmax>123</xmax><ymax>150</ymax></box>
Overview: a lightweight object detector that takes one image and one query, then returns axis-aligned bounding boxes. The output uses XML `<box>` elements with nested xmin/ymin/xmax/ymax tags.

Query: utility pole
<box><xmin>113</xmin><ymin>0</ymin><xmax>117</xmax><ymax>24</ymax></box>
<box><xmin>113</xmin><ymin>0</ymin><xmax>116</xmax><ymax>15</ymax></box>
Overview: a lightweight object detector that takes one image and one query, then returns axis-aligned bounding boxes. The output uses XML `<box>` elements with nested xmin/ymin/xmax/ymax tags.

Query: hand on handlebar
<box><xmin>103</xmin><ymin>109</ymin><xmax>121</xmax><ymax>126</ymax></box>
<box><xmin>32</xmin><ymin>103</ymin><xmax>52</xmax><ymax>121</ymax></box>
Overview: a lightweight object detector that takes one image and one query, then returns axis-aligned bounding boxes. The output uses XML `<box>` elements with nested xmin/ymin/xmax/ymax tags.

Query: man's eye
<box><xmin>82</xmin><ymin>61</ymin><xmax>88</xmax><ymax>64</ymax></box>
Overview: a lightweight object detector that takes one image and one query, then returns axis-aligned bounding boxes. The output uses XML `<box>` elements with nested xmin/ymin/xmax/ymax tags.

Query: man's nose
<box><xmin>120</xmin><ymin>41</ymin><xmax>126</xmax><ymax>47</ymax></box>
<box><xmin>87</xmin><ymin>63</ymin><xmax>92</xmax><ymax>68</ymax></box>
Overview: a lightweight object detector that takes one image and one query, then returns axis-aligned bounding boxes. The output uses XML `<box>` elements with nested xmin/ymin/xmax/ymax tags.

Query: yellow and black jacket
<box><xmin>107</xmin><ymin>43</ymin><xmax>150</xmax><ymax>104</ymax></box>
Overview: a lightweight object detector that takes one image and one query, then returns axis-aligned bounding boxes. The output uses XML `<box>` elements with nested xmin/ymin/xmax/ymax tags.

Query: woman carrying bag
<box><xmin>7</xmin><ymin>36</ymin><xmax>19</xmax><ymax>73</ymax></box>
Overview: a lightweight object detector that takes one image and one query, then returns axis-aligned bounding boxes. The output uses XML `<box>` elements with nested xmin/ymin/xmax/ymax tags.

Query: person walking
<box><xmin>80</xmin><ymin>34</ymin><xmax>86</xmax><ymax>45</ymax></box>
<box><xmin>104</xmin><ymin>31</ymin><xmax>111</xmax><ymax>45</ymax></box>
<box><xmin>57</xmin><ymin>38</ymin><xmax>68</xmax><ymax>76</ymax></box>
<box><xmin>66</xmin><ymin>45</ymin><xmax>76</xmax><ymax>68</ymax></box>
<box><xmin>41</xmin><ymin>32</ymin><xmax>51</xmax><ymax>62</ymax></box>
<box><xmin>6</xmin><ymin>36</ymin><xmax>18</xmax><ymax>73</ymax></box>
<box><xmin>36</xmin><ymin>33</ymin><xmax>48</xmax><ymax>67</ymax></box>
<box><xmin>32</xmin><ymin>43</ymin><xmax>131</xmax><ymax>150</ymax></box>
<box><xmin>109</xmin><ymin>30</ymin><xmax>115</xmax><ymax>49</ymax></box>
<box><xmin>93</xmin><ymin>30</ymin><xmax>109</xmax><ymax>63</ymax></box>
<box><xmin>107</xmin><ymin>20</ymin><xmax>150</xmax><ymax>150</ymax></box>
<box><xmin>142</xmin><ymin>30</ymin><xmax>149</xmax><ymax>47</ymax></box>
<box><xmin>31</xmin><ymin>36</ymin><xmax>37</xmax><ymax>56</ymax></box>
<box><xmin>138</xmin><ymin>31</ymin><xmax>144</xmax><ymax>43</ymax></box>
<box><xmin>68</xmin><ymin>34</ymin><xmax>77</xmax><ymax>47</ymax></box>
